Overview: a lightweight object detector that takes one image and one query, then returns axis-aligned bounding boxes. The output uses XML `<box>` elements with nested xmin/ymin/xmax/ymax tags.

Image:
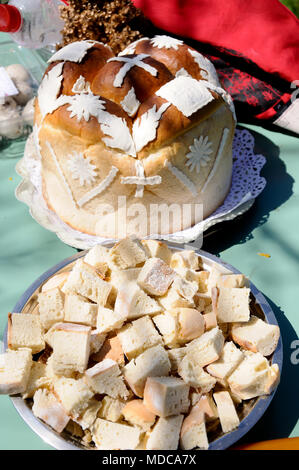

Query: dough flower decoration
<box><xmin>67</xmin><ymin>92</ymin><xmax>106</xmax><ymax>122</ymax></box>
<box><xmin>68</xmin><ymin>152</ymin><xmax>97</xmax><ymax>186</ymax></box>
<box><xmin>186</xmin><ymin>136</ymin><xmax>213</xmax><ymax>173</ymax></box>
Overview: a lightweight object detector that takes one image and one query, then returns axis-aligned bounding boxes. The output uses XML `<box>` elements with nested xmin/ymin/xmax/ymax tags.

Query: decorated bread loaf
<box><xmin>34</xmin><ymin>36</ymin><xmax>236</xmax><ymax>238</ymax></box>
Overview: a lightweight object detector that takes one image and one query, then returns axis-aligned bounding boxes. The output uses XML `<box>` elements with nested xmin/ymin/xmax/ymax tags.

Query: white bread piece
<box><xmin>90</xmin><ymin>330</ymin><xmax>106</xmax><ymax>354</ymax></box>
<box><xmin>0</xmin><ymin>348</ymin><xmax>32</xmax><ymax>395</ymax></box>
<box><xmin>44</xmin><ymin>322</ymin><xmax>63</xmax><ymax>349</ymax></box>
<box><xmin>53</xmin><ymin>377</ymin><xmax>93</xmax><ymax>418</ymax></box>
<box><xmin>97</xmin><ymin>305</ymin><xmax>127</xmax><ymax>334</ymax></box>
<box><xmin>98</xmin><ymin>396</ymin><xmax>126</xmax><ymax>422</ymax></box>
<box><xmin>62</xmin><ymin>259</ymin><xmax>111</xmax><ymax>305</ymax></box>
<box><xmin>92</xmin><ymin>418</ymin><xmax>141</xmax><ymax>450</ymax></box>
<box><xmin>206</xmin><ymin>341</ymin><xmax>244</xmax><ymax>379</ymax></box>
<box><xmin>22</xmin><ymin>361</ymin><xmax>50</xmax><ymax>399</ymax></box>
<box><xmin>32</xmin><ymin>389</ymin><xmax>70</xmax><ymax>432</ymax></box>
<box><xmin>8</xmin><ymin>313</ymin><xmax>45</xmax><ymax>354</ymax></box>
<box><xmin>114</xmin><ymin>283</ymin><xmax>161</xmax><ymax>321</ymax></box>
<box><xmin>76</xmin><ymin>399</ymin><xmax>101</xmax><ymax>430</ymax></box>
<box><xmin>170</xmin><ymin>250</ymin><xmax>199</xmax><ymax>270</ymax></box>
<box><xmin>218</xmin><ymin>274</ymin><xmax>248</xmax><ymax>288</ymax></box>
<box><xmin>137</xmin><ymin>257</ymin><xmax>176</xmax><ymax>296</ymax></box>
<box><xmin>110</xmin><ymin>268</ymin><xmax>141</xmax><ymax>288</ymax></box>
<box><xmin>227</xmin><ymin>351</ymin><xmax>279</xmax><ymax>400</ymax></box>
<box><xmin>38</xmin><ymin>288</ymin><xmax>65</xmax><ymax>330</ymax></box>
<box><xmin>203</xmin><ymin>312</ymin><xmax>218</xmax><ymax>331</ymax></box>
<box><xmin>143</xmin><ymin>376</ymin><xmax>189</xmax><ymax>417</ymax></box>
<box><xmin>117</xmin><ymin>316</ymin><xmax>163</xmax><ymax>360</ymax></box>
<box><xmin>196</xmin><ymin>394</ymin><xmax>218</xmax><ymax>421</ymax></box>
<box><xmin>141</xmin><ymin>239</ymin><xmax>172</xmax><ymax>264</ymax></box>
<box><xmin>190</xmin><ymin>391</ymin><xmax>202</xmax><ymax>406</ymax></box>
<box><xmin>186</xmin><ymin>326</ymin><xmax>225</xmax><ymax>367</ymax></box>
<box><xmin>217</xmin><ymin>287</ymin><xmax>250</xmax><ymax>323</ymax></box>
<box><xmin>52</xmin><ymin>323</ymin><xmax>91</xmax><ymax>375</ymax></box>
<box><xmin>64</xmin><ymin>294</ymin><xmax>98</xmax><ymax>327</ymax></box>
<box><xmin>172</xmin><ymin>277</ymin><xmax>198</xmax><ymax>302</ymax></box>
<box><xmin>109</xmin><ymin>238</ymin><xmax>148</xmax><ymax>270</ymax></box>
<box><xmin>158</xmin><ymin>285</ymin><xmax>195</xmax><ymax>310</ymax></box>
<box><xmin>231</xmin><ymin>316</ymin><xmax>280</xmax><ymax>356</ymax></box>
<box><xmin>84</xmin><ymin>358</ymin><xmax>129</xmax><ymax>399</ymax></box>
<box><xmin>180</xmin><ymin>408</ymin><xmax>209</xmax><ymax>450</ymax></box>
<box><xmin>146</xmin><ymin>414</ymin><xmax>183</xmax><ymax>450</ymax></box>
<box><xmin>84</xmin><ymin>244</ymin><xmax>110</xmax><ymax>268</ymax></box>
<box><xmin>122</xmin><ymin>399</ymin><xmax>156</xmax><ymax>431</ymax></box>
<box><xmin>207</xmin><ymin>265</ymin><xmax>222</xmax><ymax>293</ymax></box>
<box><xmin>168</xmin><ymin>347</ymin><xmax>187</xmax><ymax>372</ymax></box>
<box><xmin>153</xmin><ymin>308</ymin><xmax>204</xmax><ymax>347</ymax></box>
<box><xmin>152</xmin><ymin>311</ymin><xmax>177</xmax><ymax>347</ymax></box>
<box><xmin>265</xmin><ymin>363</ymin><xmax>280</xmax><ymax>394</ymax></box>
<box><xmin>196</xmin><ymin>271</ymin><xmax>210</xmax><ymax>293</ymax></box>
<box><xmin>178</xmin><ymin>356</ymin><xmax>216</xmax><ymax>392</ymax></box>
<box><xmin>92</xmin><ymin>335</ymin><xmax>125</xmax><ymax>365</ymax></box>
<box><xmin>123</xmin><ymin>345</ymin><xmax>171</xmax><ymax>397</ymax></box>
<box><xmin>213</xmin><ymin>391</ymin><xmax>240</xmax><ymax>433</ymax></box>
<box><xmin>41</xmin><ymin>272</ymin><xmax>69</xmax><ymax>292</ymax></box>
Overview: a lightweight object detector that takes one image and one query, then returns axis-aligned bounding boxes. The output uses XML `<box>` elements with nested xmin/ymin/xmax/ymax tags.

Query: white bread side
<box><xmin>52</xmin><ymin>323</ymin><xmax>91</xmax><ymax>375</ymax></box>
<box><xmin>123</xmin><ymin>345</ymin><xmax>171</xmax><ymax>397</ymax></box>
<box><xmin>206</xmin><ymin>341</ymin><xmax>244</xmax><ymax>379</ymax></box>
<box><xmin>152</xmin><ymin>311</ymin><xmax>177</xmax><ymax>347</ymax></box>
<box><xmin>213</xmin><ymin>391</ymin><xmax>240</xmax><ymax>433</ymax></box>
<box><xmin>172</xmin><ymin>277</ymin><xmax>198</xmax><ymax>302</ymax></box>
<box><xmin>109</xmin><ymin>238</ymin><xmax>148</xmax><ymax>270</ymax></box>
<box><xmin>62</xmin><ymin>259</ymin><xmax>111</xmax><ymax>305</ymax></box>
<box><xmin>207</xmin><ymin>265</ymin><xmax>222</xmax><ymax>293</ymax></box>
<box><xmin>97</xmin><ymin>306</ymin><xmax>127</xmax><ymax>334</ymax></box>
<box><xmin>92</xmin><ymin>418</ymin><xmax>141</xmax><ymax>450</ymax></box>
<box><xmin>170</xmin><ymin>250</ymin><xmax>199</xmax><ymax>270</ymax></box>
<box><xmin>44</xmin><ymin>322</ymin><xmax>63</xmax><ymax>349</ymax></box>
<box><xmin>0</xmin><ymin>348</ymin><xmax>32</xmax><ymax>395</ymax></box>
<box><xmin>153</xmin><ymin>308</ymin><xmax>204</xmax><ymax>347</ymax></box>
<box><xmin>185</xmin><ymin>326</ymin><xmax>224</xmax><ymax>367</ymax></box>
<box><xmin>41</xmin><ymin>272</ymin><xmax>69</xmax><ymax>292</ymax></box>
<box><xmin>180</xmin><ymin>408</ymin><xmax>209</xmax><ymax>450</ymax></box>
<box><xmin>143</xmin><ymin>376</ymin><xmax>189</xmax><ymax>417</ymax></box>
<box><xmin>178</xmin><ymin>356</ymin><xmax>216</xmax><ymax>392</ymax></box>
<box><xmin>98</xmin><ymin>396</ymin><xmax>126</xmax><ymax>422</ymax></box>
<box><xmin>64</xmin><ymin>294</ymin><xmax>98</xmax><ymax>327</ymax></box>
<box><xmin>7</xmin><ymin>313</ymin><xmax>45</xmax><ymax>354</ymax></box>
<box><xmin>92</xmin><ymin>335</ymin><xmax>125</xmax><ymax>366</ymax></box>
<box><xmin>90</xmin><ymin>330</ymin><xmax>106</xmax><ymax>355</ymax></box>
<box><xmin>76</xmin><ymin>399</ymin><xmax>102</xmax><ymax>430</ymax></box>
<box><xmin>114</xmin><ymin>283</ymin><xmax>161</xmax><ymax>321</ymax></box>
<box><xmin>196</xmin><ymin>394</ymin><xmax>218</xmax><ymax>421</ymax></box>
<box><xmin>122</xmin><ymin>399</ymin><xmax>156</xmax><ymax>431</ymax></box>
<box><xmin>22</xmin><ymin>361</ymin><xmax>50</xmax><ymax>399</ymax></box>
<box><xmin>84</xmin><ymin>244</ymin><xmax>110</xmax><ymax>268</ymax></box>
<box><xmin>168</xmin><ymin>347</ymin><xmax>187</xmax><ymax>372</ymax></box>
<box><xmin>117</xmin><ymin>316</ymin><xmax>163</xmax><ymax>360</ymax></box>
<box><xmin>141</xmin><ymin>239</ymin><xmax>172</xmax><ymax>264</ymax></box>
<box><xmin>53</xmin><ymin>377</ymin><xmax>93</xmax><ymax>418</ymax></box>
<box><xmin>84</xmin><ymin>358</ymin><xmax>129</xmax><ymax>399</ymax></box>
<box><xmin>137</xmin><ymin>257</ymin><xmax>176</xmax><ymax>296</ymax></box>
<box><xmin>32</xmin><ymin>388</ymin><xmax>70</xmax><ymax>433</ymax></box>
<box><xmin>38</xmin><ymin>288</ymin><xmax>65</xmax><ymax>330</ymax></box>
<box><xmin>231</xmin><ymin>315</ymin><xmax>280</xmax><ymax>356</ymax></box>
<box><xmin>158</xmin><ymin>285</ymin><xmax>195</xmax><ymax>310</ymax></box>
<box><xmin>218</xmin><ymin>274</ymin><xmax>248</xmax><ymax>288</ymax></box>
<box><xmin>217</xmin><ymin>287</ymin><xmax>250</xmax><ymax>323</ymax></box>
<box><xmin>203</xmin><ymin>311</ymin><xmax>217</xmax><ymax>331</ymax></box>
<box><xmin>110</xmin><ymin>268</ymin><xmax>141</xmax><ymax>288</ymax></box>
<box><xmin>146</xmin><ymin>415</ymin><xmax>183</xmax><ymax>450</ymax></box>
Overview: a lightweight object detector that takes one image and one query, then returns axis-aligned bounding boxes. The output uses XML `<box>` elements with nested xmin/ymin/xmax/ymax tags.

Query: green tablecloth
<box><xmin>0</xmin><ymin>33</ymin><xmax>298</xmax><ymax>450</ymax></box>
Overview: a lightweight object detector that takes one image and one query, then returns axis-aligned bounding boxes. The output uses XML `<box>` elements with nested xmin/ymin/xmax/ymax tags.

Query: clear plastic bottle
<box><xmin>0</xmin><ymin>0</ymin><xmax>65</xmax><ymax>50</ymax></box>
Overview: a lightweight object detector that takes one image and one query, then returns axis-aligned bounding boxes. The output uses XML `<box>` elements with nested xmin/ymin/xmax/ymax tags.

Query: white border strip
<box><xmin>164</xmin><ymin>160</ymin><xmax>198</xmax><ymax>197</ymax></box>
<box><xmin>78</xmin><ymin>166</ymin><xmax>119</xmax><ymax>207</ymax></box>
<box><xmin>202</xmin><ymin>128</ymin><xmax>229</xmax><ymax>193</ymax></box>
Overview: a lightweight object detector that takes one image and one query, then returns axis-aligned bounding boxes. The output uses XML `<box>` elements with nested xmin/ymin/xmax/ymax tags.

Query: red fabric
<box><xmin>133</xmin><ymin>0</ymin><xmax>299</xmax><ymax>85</ymax></box>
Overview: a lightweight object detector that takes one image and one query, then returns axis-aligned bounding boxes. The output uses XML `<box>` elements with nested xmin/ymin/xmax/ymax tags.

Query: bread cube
<box><xmin>152</xmin><ymin>311</ymin><xmax>177</xmax><ymax>347</ymax></box>
<box><xmin>84</xmin><ymin>358</ymin><xmax>129</xmax><ymax>399</ymax></box>
<box><xmin>196</xmin><ymin>271</ymin><xmax>209</xmax><ymax>293</ymax></box>
<box><xmin>53</xmin><ymin>377</ymin><xmax>93</xmax><ymax>418</ymax></box>
<box><xmin>141</xmin><ymin>239</ymin><xmax>172</xmax><ymax>264</ymax></box>
<box><xmin>186</xmin><ymin>326</ymin><xmax>224</xmax><ymax>367</ymax></box>
<box><xmin>22</xmin><ymin>361</ymin><xmax>50</xmax><ymax>399</ymax></box>
<box><xmin>64</xmin><ymin>294</ymin><xmax>98</xmax><ymax>327</ymax></box>
<box><xmin>44</xmin><ymin>322</ymin><xmax>62</xmax><ymax>349</ymax></box>
<box><xmin>98</xmin><ymin>396</ymin><xmax>126</xmax><ymax>422</ymax></box>
<box><xmin>41</xmin><ymin>272</ymin><xmax>69</xmax><ymax>293</ymax></box>
<box><xmin>62</xmin><ymin>259</ymin><xmax>111</xmax><ymax>305</ymax></box>
<box><xmin>52</xmin><ymin>323</ymin><xmax>91</xmax><ymax>375</ymax></box>
<box><xmin>76</xmin><ymin>399</ymin><xmax>102</xmax><ymax>430</ymax></box>
<box><xmin>143</xmin><ymin>376</ymin><xmax>189</xmax><ymax>417</ymax></box>
<box><xmin>170</xmin><ymin>250</ymin><xmax>199</xmax><ymax>270</ymax></box>
<box><xmin>97</xmin><ymin>306</ymin><xmax>127</xmax><ymax>334</ymax></box>
<box><xmin>207</xmin><ymin>265</ymin><xmax>222</xmax><ymax>292</ymax></box>
<box><xmin>146</xmin><ymin>415</ymin><xmax>184</xmax><ymax>450</ymax></box>
<box><xmin>117</xmin><ymin>316</ymin><xmax>162</xmax><ymax>360</ymax></box>
<box><xmin>207</xmin><ymin>341</ymin><xmax>244</xmax><ymax>379</ymax></box>
<box><xmin>8</xmin><ymin>313</ymin><xmax>45</xmax><ymax>354</ymax></box>
<box><xmin>168</xmin><ymin>347</ymin><xmax>187</xmax><ymax>372</ymax></box>
<box><xmin>217</xmin><ymin>287</ymin><xmax>250</xmax><ymax>323</ymax></box>
<box><xmin>109</xmin><ymin>238</ymin><xmax>147</xmax><ymax>270</ymax></box>
<box><xmin>178</xmin><ymin>356</ymin><xmax>216</xmax><ymax>392</ymax></box>
<box><xmin>265</xmin><ymin>363</ymin><xmax>280</xmax><ymax>394</ymax></box>
<box><xmin>153</xmin><ymin>308</ymin><xmax>204</xmax><ymax>347</ymax></box>
<box><xmin>137</xmin><ymin>257</ymin><xmax>176</xmax><ymax>296</ymax></box>
<box><xmin>123</xmin><ymin>345</ymin><xmax>170</xmax><ymax>397</ymax></box>
<box><xmin>203</xmin><ymin>311</ymin><xmax>217</xmax><ymax>331</ymax></box>
<box><xmin>122</xmin><ymin>399</ymin><xmax>156</xmax><ymax>431</ymax></box>
<box><xmin>92</xmin><ymin>335</ymin><xmax>125</xmax><ymax>366</ymax></box>
<box><xmin>0</xmin><ymin>348</ymin><xmax>32</xmax><ymax>395</ymax></box>
<box><xmin>172</xmin><ymin>276</ymin><xmax>198</xmax><ymax>302</ymax></box>
<box><xmin>213</xmin><ymin>391</ymin><xmax>240</xmax><ymax>433</ymax></box>
<box><xmin>92</xmin><ymin>418</ymin><xmax>141</xmax><ymax>450</ymax></box>
<box><xmin>218</xmin><ymin>274</ymin><xmax>248</xmax><ymax>288</ymax></box>
<box><xmin>32</xmin><ymin>389</ymin><xmax>70</xmax><ymax>432</ymax></box>
<box><xmin>231</xmin><ymin>315</ymin><xmax>280</xmax><ymax>356</ymax></box>
<box><xmin>90</xmin><ymin>330</ymin><xmax>106</xmax><ymax>355</ymax></box>
<box><xmin>180</xmin><ymin>408</ymin><xmax>209</xmax><ymax>450</ymax></box>
<box><xmin>38</xmin><ymin>288</ymin><xmax>65</xmax><ymax>330</ymax></box>
<box><xmin>159</xmin><ymin>285</ymin><xmax>195</xmax><ymax>311</ymax></box>
<box><xmin>110</xmin><ymin>268</ymin><xmax>141</xmax><ymax>288</ymax></box>
<box><xmin>84</xmin><ymin>244</ymin><xmax>110</xmax><ymax>268</ymax></box>
<box><xmin>114</xmin><ymin>283</ymin><xmax>161</xmax><ymax>321</ymax></box>
<box><xmin>196</xmin><ymin>394</ymin><xmax>218</xmax><ymax>421</ymax></box>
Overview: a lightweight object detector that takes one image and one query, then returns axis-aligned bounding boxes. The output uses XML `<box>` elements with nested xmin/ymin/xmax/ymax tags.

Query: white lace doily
<box><xmin>15</xmin><ymin>129</ymin><xmax>266</xmax><ymax>249</ymax></box>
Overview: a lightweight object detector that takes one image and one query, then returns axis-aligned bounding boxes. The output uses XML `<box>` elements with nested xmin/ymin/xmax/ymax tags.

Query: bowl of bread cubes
<box><xmin>1</xmin><ymin>238</ymin><xmax>282</xmax><ymax>450</ymax></box>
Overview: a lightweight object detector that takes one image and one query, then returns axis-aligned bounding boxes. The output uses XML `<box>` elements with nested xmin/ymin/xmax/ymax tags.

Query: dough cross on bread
<box><xmin>107</xmin><ymin>54</ymin><xmax>158</xmax><ymax>87</ymax></box>
<box><xmin>121</xmin><ymin>160</ymin><xmax>161</xmax><ymax>198</ymax></box>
